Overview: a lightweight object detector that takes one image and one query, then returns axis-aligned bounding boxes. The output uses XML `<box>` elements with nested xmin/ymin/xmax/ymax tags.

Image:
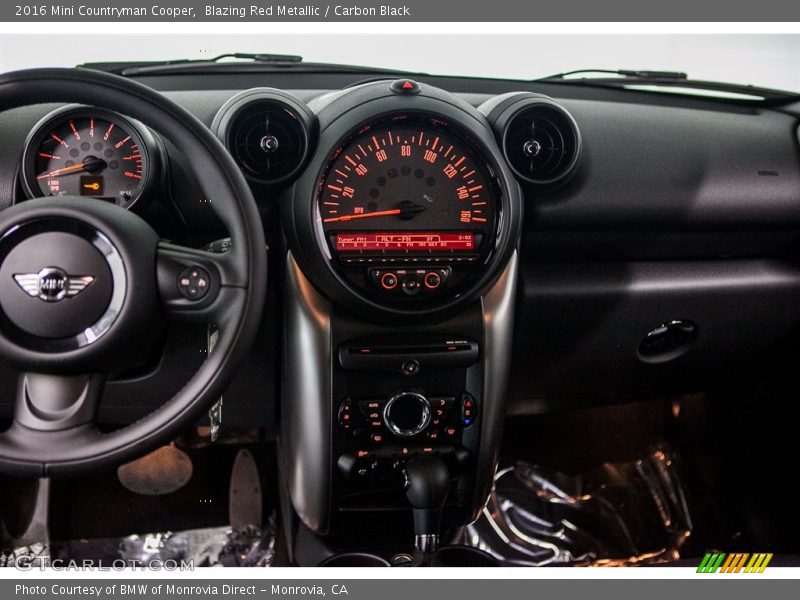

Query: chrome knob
<box><xmin>383</xmin><ymin>392</ymin><xmax>431</xmax><ymax>437</ymax></box>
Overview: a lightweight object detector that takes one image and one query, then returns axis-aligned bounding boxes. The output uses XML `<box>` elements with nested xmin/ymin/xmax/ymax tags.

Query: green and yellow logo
<box><xmin>697</xmin><ymin>552</ymin><xmax>773</xmax><ymax>573</ymax></box>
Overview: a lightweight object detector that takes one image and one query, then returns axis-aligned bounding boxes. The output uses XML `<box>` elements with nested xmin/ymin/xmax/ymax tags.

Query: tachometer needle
<box><xmin>37</xmin><ymin>156</ymin><xmax>107</xmax><ymax>179</ymax></box>
<box><xmin>37</xmin><ymin>162</ymin><xmax>88</xmax><ymax>179</ymax></box>
<box><xmin>323</xmin><ymin>208</ymin><xmax>402</xmax><ymax>223</ymax></box>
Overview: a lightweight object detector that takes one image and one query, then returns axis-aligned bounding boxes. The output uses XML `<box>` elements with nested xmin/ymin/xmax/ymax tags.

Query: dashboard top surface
<box><xmin>1</xmin><ymin>74</ymin><xmax>797</xmax><ymax>252</ymax></box>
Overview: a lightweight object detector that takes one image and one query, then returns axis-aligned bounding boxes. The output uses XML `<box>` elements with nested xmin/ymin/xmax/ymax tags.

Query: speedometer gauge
<box><xmin>21</xmin><ymin>106</ymin><xmax>155</xmax><ymax>209</ymax></box>
<box><xmin>318</xmin><ymin>117</ymin><xmax>497</xmax><ymax>262</ymax></box>
<box><xmin>314</xmin><ymin>113</ymin><xmax>503</xmax><ymax>306</ymax></box>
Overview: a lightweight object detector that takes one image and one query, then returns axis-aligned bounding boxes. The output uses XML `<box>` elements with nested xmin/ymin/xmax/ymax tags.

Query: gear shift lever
<box><xmin>405</xmin><ymin>455</ymin><xmax>450</xmax><ymax>555</ymax></box>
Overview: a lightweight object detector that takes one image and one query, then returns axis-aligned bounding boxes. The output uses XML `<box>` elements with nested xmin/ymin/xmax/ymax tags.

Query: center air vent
<box><xmin>492</xmin><ymin>96</ymin><xmax>581</xmax><ymax>187</ymax></box>
<box><xmin>212</xmin><ymin>89</ymin><xmax>315</xmax><ymax>185</ymax></box>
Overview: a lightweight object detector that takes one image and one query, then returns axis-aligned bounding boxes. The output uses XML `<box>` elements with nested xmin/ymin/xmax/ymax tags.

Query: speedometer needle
<box><xmin>323</xmin><ymin>208</ymin><xmax>402</xmax><ymax>223</ymax></box>
<box><xmin>323</xmin><ymin>201</ymin><xmax>427</xmax><ymax>223</ymax></box>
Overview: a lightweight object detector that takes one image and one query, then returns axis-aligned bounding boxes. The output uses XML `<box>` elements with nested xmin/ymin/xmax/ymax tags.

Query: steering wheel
<box><xmin>0</xmin><ymin>69</ymin><xmax>267</xmax><ymax>476</ymax></box>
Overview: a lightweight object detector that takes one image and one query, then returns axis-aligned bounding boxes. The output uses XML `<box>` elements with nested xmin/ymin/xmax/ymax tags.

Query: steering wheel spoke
<box><xmin>156</xmin><ymin>241</ymin><xmax>244</xmax><ymax>326</ymax></box>
<box><xmin>12</xmin><ymin>372</ymin><xmax>105</xmax><ymax>433</ymax></box>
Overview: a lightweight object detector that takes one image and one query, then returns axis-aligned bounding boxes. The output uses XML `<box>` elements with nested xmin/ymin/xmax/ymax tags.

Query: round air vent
<box><xmin>498</xmin><ymin>98</ymin><xmax>581</xmax><ymax>186</ymax></box>
<box><xmin>212</xmin><ymin>89</ymin><xmax>315</xmax><ymax>185</ymax></box>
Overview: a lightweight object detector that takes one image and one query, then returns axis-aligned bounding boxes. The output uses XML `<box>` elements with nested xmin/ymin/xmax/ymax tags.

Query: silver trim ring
<box><xmin>82</xmin><ymin>230</ymin><xmax>126</xmax><ymax>348</ymax></box>
<box><xmin>383</xmin><ymin>391</ymin><xmax>431</xmax><ymax>438</ymax></box>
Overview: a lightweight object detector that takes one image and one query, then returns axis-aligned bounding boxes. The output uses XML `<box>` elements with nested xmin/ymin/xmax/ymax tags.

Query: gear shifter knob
<box><xmin>405</xmin><ymin>454</ymin><xmax>450</xmax><ymax>508</ymax></box>
<box><xmin>405</xmin><ymin>455</ymin><xmax>450</xmax><ymax>553</ymax></box>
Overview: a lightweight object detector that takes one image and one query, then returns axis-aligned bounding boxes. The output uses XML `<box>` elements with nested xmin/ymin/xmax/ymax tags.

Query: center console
<box><xmin>278</xmin><ymin>79</ymin><xmax>523</xmax><ymax>563</ymax></box>
<box><xmin>283</xmin><ymin>252</ymin><xmax>517</xmax><ymax>555</ymax></box>
<box><xmin>334</xmin><ymin>334</ymin><xmax>481</xmax><ymax>508</ymax></box>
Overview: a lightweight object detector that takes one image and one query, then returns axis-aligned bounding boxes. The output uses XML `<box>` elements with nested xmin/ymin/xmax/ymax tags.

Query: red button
<box><xmin>391</xmin><ymin>79</ymin><xmax>421</xmax><ymax>94</ymax></box>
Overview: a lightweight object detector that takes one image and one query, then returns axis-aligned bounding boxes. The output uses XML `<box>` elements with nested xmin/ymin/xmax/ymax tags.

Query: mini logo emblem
<box><xmin>13</xmin><ymin>267</ymin><xmax>95</xmax><ymax>302</ymax></box>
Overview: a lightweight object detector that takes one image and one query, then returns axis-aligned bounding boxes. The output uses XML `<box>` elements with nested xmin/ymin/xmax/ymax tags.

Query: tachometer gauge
<box><xmin>21</xmin><ymin>106</ymin><xmax>156</xmax><ymax>209</ymax></box>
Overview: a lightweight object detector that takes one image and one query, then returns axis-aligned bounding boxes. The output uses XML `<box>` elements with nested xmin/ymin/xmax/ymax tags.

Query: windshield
<box><xmin>1</xmin><ymin>33</ymin><xmax>799</xmax><ymax>93</ymax></box>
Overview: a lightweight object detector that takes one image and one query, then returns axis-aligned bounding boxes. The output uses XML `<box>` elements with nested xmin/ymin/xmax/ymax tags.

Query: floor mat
<box><xmin>2</xmin><ymin>442</ymin><xmax>278</xmax><ymax>567</ymax></box>
<box><xmin>49</xmin><ymin>442</ymin><xmax>277</xmax><ymax>541</ymax></box>
<box><xmin>462</xmin><ymin>444</ymin><xmax>695</xmax><ymax>566</ymax></box>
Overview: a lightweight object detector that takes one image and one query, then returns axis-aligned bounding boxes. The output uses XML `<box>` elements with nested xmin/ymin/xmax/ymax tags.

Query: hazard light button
<box><xmin>390</xmin><ymin>79</ymin><xmax>421</xmax><ymax>95</ymax></box>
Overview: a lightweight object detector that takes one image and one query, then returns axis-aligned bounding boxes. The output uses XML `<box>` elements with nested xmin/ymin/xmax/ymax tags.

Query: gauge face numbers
<box><xmin>24</xmin><ymin>111</ymin><xmax>148</xmax><ymax>207</ymax></box>
<box><xmin>318</xmin><ymin>121</ymin><xmax>497</xmax><ymax>256</ymax></box>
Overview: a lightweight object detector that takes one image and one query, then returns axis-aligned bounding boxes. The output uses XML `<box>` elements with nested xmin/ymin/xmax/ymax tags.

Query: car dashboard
<box><xmin>2</xmin><ymin>69</ymin><xmax>800</xmax><ymax>549</ymax></box>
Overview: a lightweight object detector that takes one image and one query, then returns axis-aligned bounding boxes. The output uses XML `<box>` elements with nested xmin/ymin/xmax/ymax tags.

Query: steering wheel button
<box><xmin>177</xmin><ymin>266</ymin><xmax>210</xmax><ymax>300</ymax></box>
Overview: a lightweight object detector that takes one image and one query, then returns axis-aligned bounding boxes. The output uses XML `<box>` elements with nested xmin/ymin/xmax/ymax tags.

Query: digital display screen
<box><xmin>335</xmin><ymin>232</ymin><xmax>475</xmax><ymax>252</ymax></box>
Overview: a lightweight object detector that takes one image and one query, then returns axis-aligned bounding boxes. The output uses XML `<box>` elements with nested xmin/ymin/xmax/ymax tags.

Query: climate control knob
<box><xmin>383</xmin><ymin>392</ymin><xmax>431</xmax><ymax>437</ymax></box>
